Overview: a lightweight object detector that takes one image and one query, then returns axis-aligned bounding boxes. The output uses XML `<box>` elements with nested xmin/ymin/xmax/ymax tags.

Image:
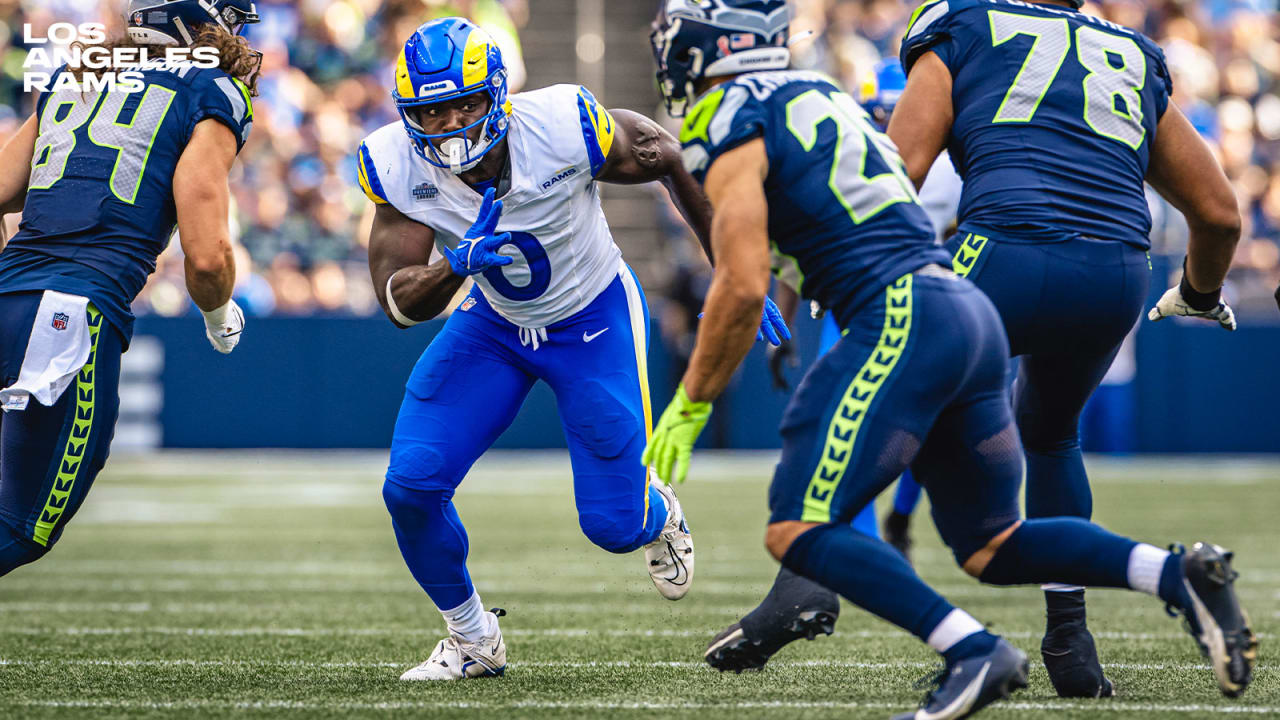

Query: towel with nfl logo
<box><xmin>0</xmin><ymin>290</ymin><xmax>92</xmax><ymax>412</ymax></box>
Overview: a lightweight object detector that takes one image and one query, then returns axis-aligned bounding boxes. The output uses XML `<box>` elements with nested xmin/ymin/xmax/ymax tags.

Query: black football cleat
<box><xmin>1171</xmin><ymin>542</ymin><xmax>1258</xmax><ymax>698</ymax></box>
<box><xmin>1041</xmin><ymin>620</ymin><xmax>1115</xmax><ymax>698</ymax></box>
<box><xmin>704</xmin><ymin>567</ymin><xmax>838</xmax><ymax>673</ymax></box>
<box><xmin>883</xmin><ymin>510</ymin><xmax>914</xmax><ymax>565</ymax></box>
<box><xmin>892</xmin><ymin>638</ymin><xmax>1030</xmax><ymax>720</ymax></box>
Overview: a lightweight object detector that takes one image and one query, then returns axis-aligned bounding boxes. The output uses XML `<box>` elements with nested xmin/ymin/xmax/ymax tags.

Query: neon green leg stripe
<box><xmin>801</xmin><ymin>275</ymin><xmax>914</xmax><ymax>523</ymax></box>
<box><xmin>32</xmin><ymin>306</ymin><xmax>101</xmax><ymax>547</ymax></box>
<box><xmin>951</xmin><ymin>233</ymin><xmax>989</xmax><ymax>278</ymax></box>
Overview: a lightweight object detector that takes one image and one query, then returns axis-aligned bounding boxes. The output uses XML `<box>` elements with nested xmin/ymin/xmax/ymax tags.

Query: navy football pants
<box><xmin>0</xmin><ymin>291</ymin><xmax>121</xmax><ymax>576</ymax></box>
<box><xmin>946</xmin><ymin>233</ymin><xmax>1149</xmax><ymax>521</ymax></box>
<box><xmin>770</xmin><ymin>270</ymin><xmax>1023</xmax><ymax>563</ymax></box>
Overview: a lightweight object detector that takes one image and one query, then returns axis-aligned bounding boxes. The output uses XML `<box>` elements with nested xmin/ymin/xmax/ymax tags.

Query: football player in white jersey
<box><xmin>356</xmin><ymin>18</ymin><xmax>790</xmax><ymax>681</ymax></box>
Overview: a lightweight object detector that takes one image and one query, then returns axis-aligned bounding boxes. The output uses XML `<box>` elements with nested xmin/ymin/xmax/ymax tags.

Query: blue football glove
<box><xmin>697</xmin><ymin>296</ymin><xmax>792</xmax><ymax>346</ymax></box>
<box><xmin>442</xmin><ymin>187</ymin><xmax>514</xmax><ymax>276</ymax></box>
<box><xmin>758</xmin><ymin>296</ymin><xmax>791</xmax><ymax>346</ymax></box>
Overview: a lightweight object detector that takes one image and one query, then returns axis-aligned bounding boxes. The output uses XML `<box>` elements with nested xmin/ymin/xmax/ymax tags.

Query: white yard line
<box><xmin>0</xmin><ymin>658</ymin><xmax>1270</xmax><ymax>672</ymax></box>
<box><xmin>0</xmin><ymin>626</ymin><xmax>1273</xmax><ymax>642</ymax></box>
<box><xmin>12</xmin><ymin>698</ymin><xmax>1280</xmax><ymax>714</ymax></box>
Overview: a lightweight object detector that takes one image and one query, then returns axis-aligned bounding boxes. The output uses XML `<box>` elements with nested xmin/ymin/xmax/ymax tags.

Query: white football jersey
<box><xmin>358</xmin><ymin>84</ymin><xmax>622</xmax><ymax>329</ymax></box>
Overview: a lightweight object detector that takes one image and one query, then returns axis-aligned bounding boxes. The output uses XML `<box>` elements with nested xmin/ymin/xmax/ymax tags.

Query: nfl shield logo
<box><xmin>460</xmin><ymin>297</ymin><xmax>477</xmax><ymax>313</ymax></box>
<box><xmin>413</xmin><ymin>182</ymin><xmax>439</xmax><ymax>201</ymax></box>
<box><xmin>51</xmin><ymin>312</ymin><xmax>69</xmax><ymax>331</ymax></box>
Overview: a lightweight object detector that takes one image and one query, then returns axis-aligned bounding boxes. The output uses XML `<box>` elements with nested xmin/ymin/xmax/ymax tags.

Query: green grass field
<box><xmin>0</xmin><ymin>451</ymin><xmax>1276</xmax><ymax>719</ymax></box>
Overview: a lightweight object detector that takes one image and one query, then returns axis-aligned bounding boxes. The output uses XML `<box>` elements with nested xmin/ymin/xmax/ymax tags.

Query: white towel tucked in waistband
<box><xmin>0</xmin><ymin>290</ymin><xmax>92</xmax><ymax>412</ymax></box>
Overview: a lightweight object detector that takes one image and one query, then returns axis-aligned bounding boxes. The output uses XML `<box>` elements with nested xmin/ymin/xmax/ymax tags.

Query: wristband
<box><xmin>385</xmin><ymin>272</ymin><xmax>423</xmax><ymax>327</ymax></box>
<box><xmin>1179</xmin><ymin>257</ymin><xmax>1222</xmax><ymax>312</ymax></box>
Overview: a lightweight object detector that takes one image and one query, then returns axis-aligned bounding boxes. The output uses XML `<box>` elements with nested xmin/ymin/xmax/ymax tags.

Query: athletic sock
<box><xmin>441</xmin><ymin>590</ymin><xmax>492</xmax><ymax>643</ymax></box>
<box><xmin>980</xmin><ymin>518</ymin><xmax>1135</xmax><ymax>588</ymax></box>
<box><xmin>1044</xmin><ymin>587</ymin><xmax>1087</xmax><ymax>629</ymax></box>
<box><xmin>892</xmin><ymin>471</ymin><xmax>923</xmax><ymax>516</ymax></box>
<box><xmin>782</xmin><ymin>524</ymin><xmax>957</xmax><ymax>646</ymax></box>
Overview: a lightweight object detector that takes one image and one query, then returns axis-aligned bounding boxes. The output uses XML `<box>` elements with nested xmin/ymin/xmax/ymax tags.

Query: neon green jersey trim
<box><xmin>33</xmin><ymin>306</ymin><xmax>102</xmax><ymax>547</ymax></box>
<box><xmin>801</xmin><ymin>274</ymin><xmax>913</xmax><ymax>523</ymax></box>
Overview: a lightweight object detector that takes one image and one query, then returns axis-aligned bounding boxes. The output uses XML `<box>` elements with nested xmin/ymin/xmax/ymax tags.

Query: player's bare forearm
<box><xmin>599</xmin><ymin>108</ymin><xmax>715</xmax><ymax>261</ymax></box>
<box><xmin>0</xmin><ymin>114</ymin><xmax>37</xmax><ymax>215</ymax></box>
<box><xmin>774</xmin><ymin>283</ymin><xmax>799</xmax><ymax>325</ymax></box>
<box><xmin>682</xmin><ymin>139</ymin><xmax>772</xmax><ymax>403</ymax></box>
<box><xmin>174</xmin><ymin>120</ymin><xmax>239</xmax><ymax>312</ymax></box>
<box><xmin>384</xmin><ymin>259</ymin><xmax>466</xmax><ymax>326</ymax></box>
<box><xmin>1147</xmin><ymin>104</ymin><xmax>1240</xmax><ymax>292</ymax></box>
<box><xmin>889</xmin><ymin>52</ymin><xmax>953</xmax><ymax>189</ymax></box>
<box><xmin>368</xmin><ymin>203</ymin><xmax>461</xmax><ymax>326</ymax></box>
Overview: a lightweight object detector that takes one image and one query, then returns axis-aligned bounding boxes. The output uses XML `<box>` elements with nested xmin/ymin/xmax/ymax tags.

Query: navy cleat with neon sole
<box><xmin>892</xmin><ymin>637</ymin><xmax>1029</xmax><ymax>720</ymax></box>
<box><xmin>1171</xmin><ymin>542</ymin><xmax>1258</xmax><ymax>698</ymax></box>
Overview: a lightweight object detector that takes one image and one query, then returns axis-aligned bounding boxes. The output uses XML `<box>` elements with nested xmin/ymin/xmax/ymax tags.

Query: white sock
<box><xmin>1127</xmin><ymin>543</ymin><xmax>1170</xmax><ymax>596</ymax></box>
<box><xmin>441</xmin><ymin>591</ymin><xmax>490</xmax><ymax>643</ymax></box>
<box><xmin>926</xmin><ymin>609</ymin><xmax>986</xmax><ymax>654</ymax></box>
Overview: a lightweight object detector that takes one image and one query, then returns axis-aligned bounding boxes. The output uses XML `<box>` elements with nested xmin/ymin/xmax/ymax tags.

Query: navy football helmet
<box><xmin>650</xmin><ymin>0</ymin><xmax>792</xmax><ymax>117</ymax></box>
<box><xmin>126</xmin><ymin>0</ymin><xmax>259</xmax><ymax>46</ymax></box>
<box><xmin>393</xmin><ymin>18</ymin><xmax>511</xmax><ymax>174</ymax></box>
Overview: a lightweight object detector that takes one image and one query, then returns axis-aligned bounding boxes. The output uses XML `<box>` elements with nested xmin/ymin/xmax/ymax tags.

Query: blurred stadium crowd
<box><xmin>1</xmin><ymin>0</ymin><xmax>1278</xmax><ymax>318</ymax></box>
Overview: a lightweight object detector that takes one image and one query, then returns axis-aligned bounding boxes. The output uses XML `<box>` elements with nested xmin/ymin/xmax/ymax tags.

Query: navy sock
<box><xmin>892</xmin><ymin>471</ymin><xmax>923</xmax><ymax>516</ymax></box>
<box><xmin>943</xmin><ymin>630</ymin><xmax>999</xmax><ymax>665</ymax></box>
<box><xmin>980</xmin><ymin>518</ymin><xmax>1136</xmax><ymax>589</ymax></box>
<box><xmin>382</xmin><ymin>480</ymin><xmax>474</xmax><ymax>610</ymax></box>
<box><xmin>782</xmin><ymin>523</ymin><xmax>954</xmax><ymax>643</ymax></box>
<box><xmin>1158</xmin><ymin>552</ymin><xmax>1192</xmax><ymax>611</ymax></box>
<box><xmin>1024</xmin><ymin>444</ymin><xmax>1093</xmax><ymax>520</ymax></box>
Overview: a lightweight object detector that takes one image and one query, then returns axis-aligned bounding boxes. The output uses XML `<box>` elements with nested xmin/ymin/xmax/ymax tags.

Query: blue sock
<box><xmin>783</xmin><ymin>523</ymin><xmax>954</xmax><ymax>643</ymax></box>
<box><xmin>382</xmin><ymin>480</ymin><xmax>474</xmax><ymax>610</ymax></box>
<box><xmin>943</xmin><ymin>630</ymin><xmax>999</xmax><ymax>665</ymax></box>
<box><xmin>979</xmin><ymin>518</ymin><xmax>1135</xmax><ymax>588</ymax></box>
<box><xmin>850</xmin><ymin>500</ymin><xmax>879</xmax><ymax>539</ymax></box>
<box><xmin>893</xmin><ymin>472</ymin><xmax>923</xmax><ymax>516</ymax></box>
<box><xmin>1024</xmin><ymin>443</ymin><xmax>1093</xmax><ymax>520</ymax></box>
<box><xmin>1159</xmin><ymin>552</ymin><xmax>1192</xmax><ymax>610</ymax></box>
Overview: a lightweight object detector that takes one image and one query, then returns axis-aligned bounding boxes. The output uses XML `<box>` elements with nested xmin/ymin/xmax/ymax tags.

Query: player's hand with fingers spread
<box><xmin>201</xmin><ymin>298</ymin><xmax>245</xmax><ymax>354</ymax></box>
<box><xmin>443</xmin><ymin>187</ymin><xmax>515</xmax><ymax>276</ymax></box>
<box><xmin>643</xmin><ymin>384</ymin><xmax>712</xmax><ymax>485</ymax></box>
<box><xmin>1148</xmin><ymin>263</ymin><xmax>1237</xmax><ymax>331</ymax></box>
<box><xmin>757</xmin><ymin>296</ymin><xmax>791</xmax><ymax>346</ymax></box>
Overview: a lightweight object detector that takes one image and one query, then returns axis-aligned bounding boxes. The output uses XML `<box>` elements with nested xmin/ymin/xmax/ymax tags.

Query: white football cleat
<box><xmin>399</xmin><ymin>609</ymin><xmax>507</xmax><ymax>681</ymax></box>
<box><xmin>644</xmin><ymin>482</ymin><xmax>694</xmax><ymax>600</ymax></box>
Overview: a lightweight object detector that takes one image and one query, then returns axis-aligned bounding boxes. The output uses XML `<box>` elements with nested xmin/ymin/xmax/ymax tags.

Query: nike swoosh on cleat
<box><xmin>919</xmin><ymin>662</ymin><xmax>990</xmax><ymax>720</ymax></box>
<box><xmin>583</xmin><ymin>328</ymin><xmax>609</xmax><ymax>342</ymax></box>
<box><xmin>662</xmin><ymin>542</ymin><xmax>689</xmax><ymax>585</ymax></box>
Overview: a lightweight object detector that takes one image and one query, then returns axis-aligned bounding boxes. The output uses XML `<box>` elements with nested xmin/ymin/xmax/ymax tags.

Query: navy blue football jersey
<box><xmin>680</xmin><ymin>71</ymin><xmax>949</xmax><ymax>325</ymax></box>
<box><xmin>901</xmin><ymin>0</ymin><xmax>1172</xmax><ymax>248</ymax></box>
<box><xmin>0</xmin><ymin>64</ymin><xmax>253</xmax><ymax>341</ymax></box>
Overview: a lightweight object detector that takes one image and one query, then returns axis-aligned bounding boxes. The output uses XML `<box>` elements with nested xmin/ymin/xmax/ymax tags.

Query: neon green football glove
<box><xmin>643</xmin><ymin>384</ymin><xmax>712</xmax><ymax>485</ymax></box>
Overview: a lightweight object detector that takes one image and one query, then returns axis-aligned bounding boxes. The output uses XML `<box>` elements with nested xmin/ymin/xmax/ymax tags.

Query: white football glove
<box><xmin>1148</xmin><ymin>284</ymin><xmax>1237</xmax><ymax>331</ymax></box>
<box><xmin>201</xmin><ymin>299</ymin><xmax>245</xmax><ymax>354</ymax></box>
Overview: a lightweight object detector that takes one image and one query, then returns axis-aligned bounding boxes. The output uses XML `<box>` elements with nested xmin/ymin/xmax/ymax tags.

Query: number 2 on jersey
<box><xmin>29</xmin><ymin>86</ymin><xmax>177</xmax><ymax>204</ymax></box>
<box><xmin>989</xmin><ymin>11</ymin><xmax>1146</xmax><ymax>149</ymax></box>
<box><xmin>785</xmin><ymin>90</ymin><xmax>917</xmax><ymax>225</ymax></box>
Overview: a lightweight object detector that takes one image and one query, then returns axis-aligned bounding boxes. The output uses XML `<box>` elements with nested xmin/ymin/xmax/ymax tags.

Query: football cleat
<box><xmin>1041</xmin><ymin>620</ymin><xmax>1114</xmax><ymax>698</ymax></box>
<box><xmin>399</xmin><ymin>608</ymin><xmax>507</xmax><ymax>681</ymax></box>
<box><xmin>644</xmin><ymin>482</ymin><xmax>694</xmax><ymax>600</ymax></box>
<box><xmin>1170</xmin><ymin>543</ymin><xmax>1257</xmax><ymax>697</ymax></box>
<box><xmin>893</xmin><ymin>638</ymin><xmax>1029</xmax><ymax>720</ymax></box>
<box><xmin>705</xmin><ymin>567</ymin><xmax>839</xmax><ymax>672</ymax></box>
<box><xmin>883</xmin><ymin>509</ymin><xmax>914</xmax><ymax>565</ymax></box>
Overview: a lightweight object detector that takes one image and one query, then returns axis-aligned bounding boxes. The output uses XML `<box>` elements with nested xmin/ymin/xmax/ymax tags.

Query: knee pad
<box><xmin>578</xmin><ymin>510</ymin><xmax>646</xmax><ymax>554</ymax></box>
<box><xmin>382</xmin><ymin>480</ymin><xmax>451</xmax><ymax>523</ymax></box>
<box><xmin>0</xmin><ymin>524</ymin><xmax>49</xmax><ymax>577</ymax></box>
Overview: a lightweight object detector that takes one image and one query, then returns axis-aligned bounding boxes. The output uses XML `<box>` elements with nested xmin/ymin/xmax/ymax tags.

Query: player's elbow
<box><xmin>185</xmin><ymin>247</ymin><xmax>232</xmax><ymax>279</ymax></box>
<box><xmin>1188</xmin><ymin>202</ymin><xmax>1242</xmax><ymax>247</ymax></box>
